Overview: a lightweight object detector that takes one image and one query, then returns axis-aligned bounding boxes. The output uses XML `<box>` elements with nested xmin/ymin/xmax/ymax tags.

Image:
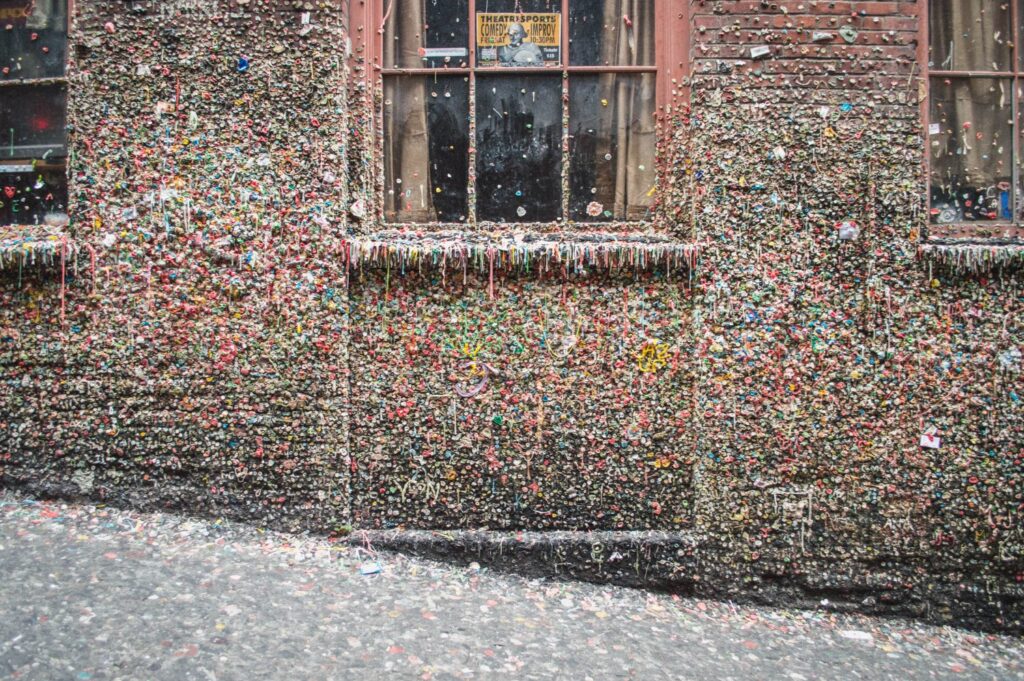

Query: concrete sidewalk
<box><xmin>0</xmin><ymin>493</ymin><xmax>1020</xmax><ymax>681</ymax></box>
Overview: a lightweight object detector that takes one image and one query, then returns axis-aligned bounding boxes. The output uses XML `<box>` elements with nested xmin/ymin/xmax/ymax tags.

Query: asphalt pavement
<box><xmin>0</xmin><ymin>492</ymin><xmax>1021</xmax><ymax>680</ymax></box>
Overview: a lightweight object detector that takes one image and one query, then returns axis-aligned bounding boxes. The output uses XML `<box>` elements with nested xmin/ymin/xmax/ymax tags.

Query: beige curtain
<box><xmin>929</xmin><ymin>0</ymin><xmax>1009</xmax><ymax>72</ymax></box>
<box><xmin>25</xmin><ymin>0</ymin><xmax>64</xmax><ymax>30</ymax></box>
<box><xmin>383</xmin><ymin>1</ymin><xmax>436</xmax><ymax>222</ymax></box>
<box><xmin>598</xmin><ymin>0</ymin><xmax>655</xmax><ymax>219</ymax></box>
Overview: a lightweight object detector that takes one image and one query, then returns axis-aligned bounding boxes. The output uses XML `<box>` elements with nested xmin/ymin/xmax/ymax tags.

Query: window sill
<box><xmin>0</xmin><ymin>225</ymin><xmax>76</xmax><ymax>270</ymax></box>
<box><xmin>0</xmin><ymin>76</ymin><xmax>68</xmax><ymax>87</ymax></box>
<box><xmin>378</xmin><ymin>221</ymin><xmax>660</xmax><ymax>233</ymax></box>
<box><xmin>348</xmin><ymin>229</ymin><xmax>700</xmax><ymax>275</ymax></box>
<box><xmin>918</xmin><ymin>239</ymin><xmax>1024</xmax><ymax>273</ymax></box>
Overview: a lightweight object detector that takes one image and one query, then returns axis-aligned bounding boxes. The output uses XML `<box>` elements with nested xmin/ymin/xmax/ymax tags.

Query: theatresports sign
<box><xmin>476</xmin><ymin>12</ymin><xmax>560</xmax><ymax>66</ymax></box>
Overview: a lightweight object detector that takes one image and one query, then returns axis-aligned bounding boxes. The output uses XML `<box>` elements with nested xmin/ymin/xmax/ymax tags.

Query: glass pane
<box><xmin>476</xmin><ymin>0</ymin><xmax>561</xmax><ymax>66</ymax></box>
<box><xmin>929</xmin><ymin>77</ymin><xmax>1012</xmax><ymax>224</ymax></box>
<box><xmin>476</xmin><ymin>75</ymin><xmax>562</xmax><ymax>222</ymax></box>
<box><xmin>0</xmin><ymin>163</ymin><xmax>68</xmax><ymax>226</ymax></box>
<box><xmin>383</xmin><ymin>0</ymin><xmax>469</xmax><ymax>68</ymax></box>
<box><xmin>384</xmin><ymin>76</ymin><xmax>470</xmax><ymax>223</ymax></box>
<box><xmin>569</xmin><ymin>0</ymin><xmax>654</xmax><ymax>66</ymax></box>
<box><xmin>569</xmin><ymin>74</ymin><xmax>655</xmax><ymax>222</ymax></box>
<box><xmin>0</xmin><ymin>85</ymin><xmax>67</xmax><ymax>160</ymax></box>
<box><xmin>0</xmin><ymin>0</ymin><xmax>67</xmax><ymax>79</ymax></box>
<box><xmin>929</xmin><ymin>0</ymin><xmax>1010</xmax><ymax>72</ymax></box>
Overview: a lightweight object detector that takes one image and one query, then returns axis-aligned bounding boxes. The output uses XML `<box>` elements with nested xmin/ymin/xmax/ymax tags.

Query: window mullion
<box><xmin>928</xmin><ymin>70</ymin><xmax>1017</xmax><ymax>77</ymax></box>
<box><xmin>1014</xmin><ymin>0</ymin><xmax>1021</xmax><ymax>75</ymax></box>
<box><xmin>469</xmin><ymin>72</ymin><xmax>478</xmax><ymax>227</ymax></box>
<box><xmin>561</xmin><ymin>0</ymin><xmax>570</xmax><ymax>67</ymax></box>
<box><xmin>560</xmin><ymin>0</ymin><xmax>570</xmax><ymax>224</ymax></box>
<box><xmin>468</xmin><ymin>0</ymin><xmax>478</xmax><ymax>227</ymax></box>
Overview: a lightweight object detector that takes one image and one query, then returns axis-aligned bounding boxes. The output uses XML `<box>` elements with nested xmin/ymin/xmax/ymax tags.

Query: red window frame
<box><xmin>350</xmin><ymin>0</ymin><xmax>688</xmax><ymax>228</ymax></box>
<box><xmin>921</xmin><ymin>0</ymin><xmax>1024</xmax><ymax>241</ymax></box>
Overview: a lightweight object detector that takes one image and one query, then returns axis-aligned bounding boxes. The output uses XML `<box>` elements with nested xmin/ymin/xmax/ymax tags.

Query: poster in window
<box><xmin>476</xmin><ymin>13</ymin><xmax>560</xmax><ymax>66</ymax></box>
<box><xmin>0</xmin><ymin>0</ymin><xmax>30</xmax><ymax>26</ymax></box>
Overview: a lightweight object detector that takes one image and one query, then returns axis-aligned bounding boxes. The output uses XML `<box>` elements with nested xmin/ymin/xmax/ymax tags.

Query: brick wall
<box><xmin>684</xmin><ymin>0</ymin><xmax>1022</xmax><ymax>629</ymax></box>
<box><xmin>1</xmin><ymin>0</ymin><xmax>352</xmax><ymax>531</ymax></box>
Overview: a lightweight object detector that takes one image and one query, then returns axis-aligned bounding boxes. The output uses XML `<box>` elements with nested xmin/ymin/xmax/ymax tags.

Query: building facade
<box><xmin>0</xmin><ymin>0</ymin><xmax>1021</xmax><ymax>631</ymax></box>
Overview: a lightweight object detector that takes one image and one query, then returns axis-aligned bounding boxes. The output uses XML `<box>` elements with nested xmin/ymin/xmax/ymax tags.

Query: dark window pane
<box><xmin>0</xmin><ymin>0</ymin><xmax>67</xmax><ymax>79</ymax></box>
<box><xmin>929</xmin><ymin>77</ymin><xmax>1012</xmax><ymax>223</ymax></box>
<box><xmin>0</xmin><ymin>163</ymin><xmax>68</xmax><ymax>226</ymax></box>
<box><xmin>0</xmin><ymin>85</ymin><xmax>67</xmax><ymax>159</ymax></box>
<box><xmin>476</xmin><ymin>0</ymin><xmax>561</xmax><ymax>66</ymax></box>
<box><xmin>569</xmin><ymin>74</ymin><xmax>655</xmax><ymax>222</ymax></box>
<box><xmin>929</xmin><ymin>0</ymin><xmax>1010</xmax><ymax>72</ymax></box>
<box><xmin>476</xmin><ymin>75</ymin><xmax>562</xmax><ymax>222</ymax></box>
<box><xmin>384</xmin><ymin>76</ymin><xmax>469</xmax><ymax>223</ymax></box>
<box><xmin>384</xmin><ymin>0</ymin><xmax>469</xmax><ymax>68</ymax></box>
<box><xmin>569</xmin><ymin>0</ymin><xmax>654</xmax><ymax>66</ymax></box>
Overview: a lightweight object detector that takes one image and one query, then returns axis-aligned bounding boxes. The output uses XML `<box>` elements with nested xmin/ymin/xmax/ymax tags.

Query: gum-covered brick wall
<box><xmin>0</xmin><ymin>0</ymin><xmax>351</xmax><ymax>530</ymax></box>
<box><xmin>348</xmin><ymin>270</ymin><xmax>696</xmax><ymax>530</ymax></box>
<box><xmin>684</xmin><ymin>0</ymin><xmax>1023</xmax><ymax>625</ymax></box>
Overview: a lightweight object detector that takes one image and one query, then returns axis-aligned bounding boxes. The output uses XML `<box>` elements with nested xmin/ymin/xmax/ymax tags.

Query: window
<box><xmin>927</xmin><ymin>0</ymin><xmax>1024</xmax><ymax>227</ymax></box>
<box><xmin>0</xmin><ymin>0</ymin><xmax>68</xmax><ymax>227</ymax></box>
<box><xmin>377</xmin><ymin>0</ymin><xmax>682</xmax><ymax>226</ymax></box>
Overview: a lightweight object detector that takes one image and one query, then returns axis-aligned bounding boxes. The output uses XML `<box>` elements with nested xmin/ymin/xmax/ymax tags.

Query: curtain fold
<box><xmin>383</xmin><ymin>1</ymin><xmax>436</xmax><ymax>222</ymax></box>
<box><xmin>929</xmin><ymin>0</ymin><xmax>1009</xmax><ymax>72</ymax></box>
<box><xmin>26</xmin><ymin>0</ymin><xmax>62</xmax><ymax>29</ymax></box>
<box><xmin>598</xmin><ymin>0</ymin><xmax>654</xmax><ymax>219</ymax></box>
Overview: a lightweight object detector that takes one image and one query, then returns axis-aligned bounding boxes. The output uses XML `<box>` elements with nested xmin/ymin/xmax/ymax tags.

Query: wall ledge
<box><xmin>918</xmin><ymin>241</ymin><xmax>1024</xmax><ymax>273</ymax></box>
<box><xmin>346</xmin><ymin>528</ymin><xmax>1023</xmax><ymax>633</ymax></box>
<box><xmin>347</xmin><ymin>230</ymin><xmax>701</xmax><ymax>275</ymax></box>
<box><xmin>0</xmin><ymin>226</ymin><xmax>77</xmax><ymax>271</ymax></box>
